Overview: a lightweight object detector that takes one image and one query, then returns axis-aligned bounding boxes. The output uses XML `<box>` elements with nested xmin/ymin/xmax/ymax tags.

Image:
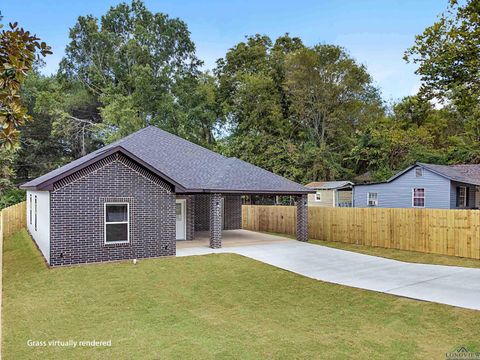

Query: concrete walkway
<box><xmin>177</xmin><ymin>231</ymin><xmax>480</xmax><ymax>310</ymax></box>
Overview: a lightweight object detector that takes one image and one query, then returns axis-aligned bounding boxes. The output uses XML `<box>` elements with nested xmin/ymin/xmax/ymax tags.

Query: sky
<box><xmin>1</xmin><ymin>0</ymin><xmax>447</xmax><ymax>102</ymax></box>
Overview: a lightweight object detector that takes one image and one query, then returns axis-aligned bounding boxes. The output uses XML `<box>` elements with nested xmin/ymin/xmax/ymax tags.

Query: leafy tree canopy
<box><xmin>0</xmin><ymin>16</ymin><xmax>51</xmax><ymax>148</ymax></box>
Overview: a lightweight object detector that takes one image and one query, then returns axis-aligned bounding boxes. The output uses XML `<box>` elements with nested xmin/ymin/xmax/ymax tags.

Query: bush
<box><xmin>0</xmin><ymin>188</ymin><xmax>26</xmax><ymax>210</ymax></box>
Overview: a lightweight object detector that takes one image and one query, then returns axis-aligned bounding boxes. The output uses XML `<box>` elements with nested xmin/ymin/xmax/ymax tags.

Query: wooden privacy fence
<box><xmin>0</xmin><ymin>201</ymin><xmax>26</xmax><ymax>359</ymax></box>
<box><xmin>242</xmin><ymin>205</ymin><xmax>480</xmax><ymax>260</ymax></box>
<box><xmin>242</xmin><ymin>205</ymin><xmax>297</xmax><ymax>236</ymax></box>
<box><xmin>0</xmin><ymin>201</ymin><xmax>27</xmax><ymax>239</ymax></box>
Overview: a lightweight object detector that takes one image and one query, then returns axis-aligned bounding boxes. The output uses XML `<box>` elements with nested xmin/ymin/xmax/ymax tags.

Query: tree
<box><xmin>0</xmin><ymin>17</ymin><xmax>51</xmax><ymax>148</ymax></box>
<box><xmin>215</xmin><ymin>34</ymin><xmax>307</xmax><ymax>180</ymax></box>
<box><xmin>15</xmin><ymin>72</ymin><xmax>65</xmax><ymax>181</ymax></box>
<box><xmin>284</xmin><ymin>45</ymin><xmax>383</xmax><ymax>150</ymax></box>
<box><xmin>59</xmin><ymin>0</ymin><xmax>201</xmax><ymax>140</ymax></box>
<box><xmin>215</xmin><ymin>35</ymin><xmax>384</xmax><ymax>182</ymax></box>
<box><xmin>405</xmin><ymin>0</ymin><xmax>480</xmax><ymax>108</ymax></box>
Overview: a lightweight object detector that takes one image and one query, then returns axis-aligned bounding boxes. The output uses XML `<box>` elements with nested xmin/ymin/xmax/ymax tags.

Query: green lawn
<box><xmin>3</xmin><ymin>230</ymin><xmax>480</xmax><ymax>359</ymax></box>
<box><xmin>309</xmin><ymin>239</ymin><xmax>480</xmax><ymax>269</ymax></box>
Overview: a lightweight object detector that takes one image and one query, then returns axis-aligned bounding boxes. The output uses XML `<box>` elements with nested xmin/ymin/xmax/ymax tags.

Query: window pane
<box><xmin>106</xmin><ymin>223</ymin><xmax>128</xmax><ymax>242</ymax></box>
<box><xmin>414</xmin><ymin>188</ymin><xmax>424</xmax><ymax>196</ymax></box>
<box><xmin>106</xmin><ymin>204</ymin><xmax>127</xmax><ymax>222</ymax></box>
<box><xmin>414</xmin><ymin>198</ymin><xmax>425</xmax><ymax>207</ymax></box>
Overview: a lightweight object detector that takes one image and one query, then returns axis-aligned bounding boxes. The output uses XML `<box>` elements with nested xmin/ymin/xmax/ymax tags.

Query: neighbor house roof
<box><xmin>305</xmin><ymin>181</ymin><xmax>353</xmax><ymax>190</ymax></box>
<box><xmin>416</xmin><ymin>163</ymin><xmax>480</xmax><ymax>186</ymax></box>
<box><xmin>356</xmin><ymin>162</ymin><xmax>480</xmax><ymax>187</ymax></box>
<box><xmin>20</xmin><ymin>126</ymin><xmax>311</xmax><ymax>194</ymax></box>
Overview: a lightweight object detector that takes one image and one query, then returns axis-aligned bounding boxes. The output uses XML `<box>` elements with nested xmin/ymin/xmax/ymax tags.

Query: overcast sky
<box><xmin>2</xmin><ymin>0</ymin><xmax>447</xmax><ymax>102</ymax></box>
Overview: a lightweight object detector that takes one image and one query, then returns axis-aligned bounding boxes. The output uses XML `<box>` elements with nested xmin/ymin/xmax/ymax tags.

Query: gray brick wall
<box><xmin>223</xmin><ymin>195</ymin><xmax>242</xmax><ymax>230</ymax></box>
<box><xmin>194</xmin><ymin>194</ymin><xmax>210</xmax><ymax>231</ymax></box>
<box><xmin>50</xmin><ymin>153</ymin><xmax>176</xmax><ymax>266</ymax></box>
<box><xmin>193</xmin><ymin>194</ymin><xmax>241</xmax><ymax>232</ymax></box>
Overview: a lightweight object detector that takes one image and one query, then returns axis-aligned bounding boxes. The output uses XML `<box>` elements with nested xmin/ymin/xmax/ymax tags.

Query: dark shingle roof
<box><xmin>21</xmin><ymin>126</ymin><xmax>310</xmax><ymax>194</ymax></box>
<box><xmin>417</xmin><ymin>163</ymin><xmax>480</xmax><ymax>186</ymax></box>
<box><xmin>357</xmin><ymin>162</ymin><xmax>480</xmax><ymax>187</ymax></box>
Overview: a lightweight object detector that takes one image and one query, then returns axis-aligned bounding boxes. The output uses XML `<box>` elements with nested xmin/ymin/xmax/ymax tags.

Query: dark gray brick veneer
<box><xmin>193</xmin><ymin>194</ymin><xmax>242</xmax><ymax>232</ymax></box>
<box><xmin>50</xmin><ymin>153</ymin><xmax>176</xmax><ymax>266</ymax></box>
<box><xmin>296</xmin><ymin>194</ymin><xmax>308</xmax><ymax>242</ymax></box>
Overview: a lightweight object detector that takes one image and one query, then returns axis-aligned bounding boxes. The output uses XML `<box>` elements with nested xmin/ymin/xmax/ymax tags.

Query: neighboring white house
<box><xmin>305</xmin><ymin>181</ymin><xmax>353</xmax><ymax>207</ymax></box>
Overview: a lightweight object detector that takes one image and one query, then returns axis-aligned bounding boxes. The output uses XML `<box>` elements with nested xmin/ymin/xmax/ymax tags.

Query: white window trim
<box><xmin>458</xmin><ymin>186</ymin><xmax>467</xmax><ymax>208</ymax></box>
<box><xmin>104</xmin><ymin>202</ymin><xmax>130</xmax><ymax>244</ymax></box>
<box><xmin>415</xmin><ymin>167</ymin><xmax>423</xmax><ymax>177</ymax></box>
<box><xmin>412</xmin><ymin>188</ymin><xmax>425</xmax><ymax>208</ymax></box>
<box><xmin>315</xmin><ymin>191</ymin><xmax>322</xmax><ymax>202</ymax></box>
<box><xmin>367</xmin><ymin>192</ymin><xmax>378</xmax><ymax>207</ymax></box>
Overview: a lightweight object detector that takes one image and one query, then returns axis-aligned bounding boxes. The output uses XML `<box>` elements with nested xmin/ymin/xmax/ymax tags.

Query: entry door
<box><xmin>176</xmin><ymin>199</ymin><xmax>186</xmax><ymax>240</ymax></box>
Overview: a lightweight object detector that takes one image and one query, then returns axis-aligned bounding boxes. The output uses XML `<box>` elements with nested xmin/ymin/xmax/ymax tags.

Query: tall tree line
<box><xmin>4</xmin><ymin>0</ymin><xmax>480</xmax><ymax>202</ymax></box>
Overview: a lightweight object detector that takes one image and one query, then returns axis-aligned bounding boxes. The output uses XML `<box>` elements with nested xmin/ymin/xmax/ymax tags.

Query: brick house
<box><xmin>20</xmin><ymin>126</ymin><xmax>311</xmax><ymax>266</ymax></box>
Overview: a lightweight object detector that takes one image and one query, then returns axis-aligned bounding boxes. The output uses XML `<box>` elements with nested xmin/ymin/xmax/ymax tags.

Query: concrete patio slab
<box><xmin>176</xmin><ymin>230</ymin><xmax>480</xmax><ymax>310</ymax></box>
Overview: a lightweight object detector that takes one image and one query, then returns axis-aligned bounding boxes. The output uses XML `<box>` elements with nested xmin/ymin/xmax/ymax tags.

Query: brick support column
<box><xmin>296</xmin><ymin>194</ymin><xmax>308</xmax><ymax>242</ymax></box>
<box><xmin>209</xmin><ymin>193</ymin><xmax>222</xmax><ymax>248</ymax></box>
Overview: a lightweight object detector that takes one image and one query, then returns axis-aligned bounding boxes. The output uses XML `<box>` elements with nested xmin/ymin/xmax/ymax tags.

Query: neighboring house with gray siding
<box><xmin>354</xmin><ymin>163</ymin><xmax>480</xmax><ymax>209</ymax></box>
<box><xmin>305</xmin><ymin>181</ymin><xmax>353</xmax><ymax>207</ymax></box>
<box><xmin>20</xmin><ymin>126</ymin><xmax>312</xmax><ymax>266</ymax></box>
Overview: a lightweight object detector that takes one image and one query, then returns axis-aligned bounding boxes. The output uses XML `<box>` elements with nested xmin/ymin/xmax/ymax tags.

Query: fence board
<box><xmin>1</xmin><ymin>201</ymin><xmax>26</xmax><ymax>238</ymax></box>
<box><xmin>242</xmin><ymin>205</ymin><xmax>480</xmax><ymax>260</ymax></box>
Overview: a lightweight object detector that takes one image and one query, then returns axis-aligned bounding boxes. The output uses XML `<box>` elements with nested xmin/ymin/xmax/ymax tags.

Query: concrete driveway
<box><xmin>177</xmin><ymin>230</ymin><xmax>480</xmax><ymax>311</ymax></box>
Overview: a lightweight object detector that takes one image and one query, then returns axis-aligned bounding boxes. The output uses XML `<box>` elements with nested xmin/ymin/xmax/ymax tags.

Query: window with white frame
<box><xmin>34</xmin><ymin>195</ymin><xmax>37</xmax><ymax>231</ymax></box>
<box><xmin>415</xmin><ymin>167</ymin><xmax>423</xmax><ymax>177</ymax></box>
<box><xmin>457</xmin><ymin>186</ymin><xmax>467</xmax><ymax>207</ymax></box>
<box><xmin>412</xmin><ymin>188</ymin><xmax>425</xmax><ymax>207</ymax></box>
<box><xmin>315</xmin><ymin>191</ymin><xmax>322</xmax><ymax>201</ymax></box>
<box><xmin>104</xmin><ymin>203</ymin><xmax>129</xmax><ymax>243</ymax></box>
<box><xmin>29</xmin><ymin>194</ymin><xmax>32</xmax><ymax>225</ymax></box>
<box><xmin>367</xmin><ymin>192</ymin><xmax>378</xmax><ymax>206</ymax></box>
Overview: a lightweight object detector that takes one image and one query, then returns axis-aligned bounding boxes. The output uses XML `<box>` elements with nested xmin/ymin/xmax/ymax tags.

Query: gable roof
<box><xmin>20</xmin><ymin>126</ymin><xmax>311</xmax><ymax>194</ymax></box>
<box><xmin>305</xmin><ymin>181</ymin><xmax>353</xmax><ymax>190</ymax></box>
<box><xmin>356</xmin><ymin>162</ymin><xmax>480</xmax><ymax>187</ymax></box>
<box><xmin>417</xmin><ymin>163</ymin><xmax>480</xmax><ymax>186</ymax></box>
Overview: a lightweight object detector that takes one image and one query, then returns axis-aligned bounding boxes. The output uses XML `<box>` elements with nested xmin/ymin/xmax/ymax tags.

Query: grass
<box><xmin>309</xmin><ymin>239</ymin><xmax>480</xmax><ymax>269</ymax></box>
<box><xmin>263</xmin><ymin>231</ymin><xmax>480</xmax><ymax>269</ymax></box>
<box><xmin>3</xmin><ymin>229</ymin><xmax>480</xmax><ymax>359</ymax></box>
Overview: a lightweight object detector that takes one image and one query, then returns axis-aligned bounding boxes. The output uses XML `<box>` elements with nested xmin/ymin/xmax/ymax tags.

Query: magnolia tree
<box><xmin>0</xmin><ymin>17</ymin><xmax>51</xmax><ymax>148</ymax></box>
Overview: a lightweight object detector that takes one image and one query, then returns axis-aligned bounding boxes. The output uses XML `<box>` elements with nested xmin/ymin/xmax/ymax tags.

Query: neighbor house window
<box><xmin>34</xmin><ymin>195</ymin><xmax>37</xmax><ymax>231</ymax></box>
<box><xmin>367</xmin><ymin>192</ymin><xmax>378</xmax><ymax>206</ymax></box>
<box><xmin>104</xmin><ymin>203</ymin><xmax>129</xmax><ymax>244</ymax></box>
<box><xmin>29</xmin><ymin>194</ymin><xmax>32</xmax><ymax>225</ymax></box>
<box><xmin>412</xmin><ymin>188</ymin><xmax>425</xmax><ymax>207</ymax></box>
<box><xmin>315</xmin><ymin>191</ymin><xmax>322</xmax><ymax>201</ymax></box>
<box><xmin>457</xmin><ymin>186</ymin><xmax>468</xmax><ymax>207</ymax></box>
<box><xmin>415</xmin><ymin>167</ymin><xmax>423</xmax><ymax>177</ymax></box>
